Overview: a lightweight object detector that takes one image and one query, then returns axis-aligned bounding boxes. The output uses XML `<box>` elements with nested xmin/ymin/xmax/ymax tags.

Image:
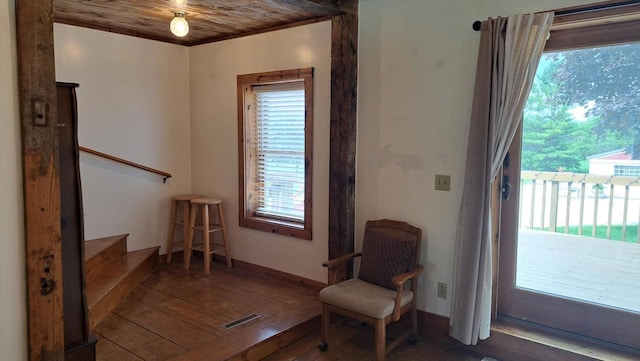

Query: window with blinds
<box><xmin>237</xmin><ymin>68</ymin><xmax>313</xmax><ymax>240</ymax></box>
<box><xmin>254</xmin><ymin>84</ymin><xmax>305</xmax><ymax>222</ymax></box>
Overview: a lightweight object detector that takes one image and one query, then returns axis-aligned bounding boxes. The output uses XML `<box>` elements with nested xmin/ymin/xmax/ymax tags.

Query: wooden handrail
<box><xmin>520</xmin><ymin>170</ymin><xmax>640</xmax><ymax>242</ymax></box>
<box><xmin>79</xmin><ymin>146</ymin><xmax>172</xmax><ymax>182</ymax></box>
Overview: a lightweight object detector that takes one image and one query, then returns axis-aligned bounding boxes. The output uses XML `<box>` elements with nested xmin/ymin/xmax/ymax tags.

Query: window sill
<box><xmin>239</xmin><ymin>216</ymin><xmax>311</xmax><ymax>240</ymax></box>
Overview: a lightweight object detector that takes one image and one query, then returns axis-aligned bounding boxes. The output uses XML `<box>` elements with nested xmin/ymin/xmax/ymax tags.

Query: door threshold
<box><xmin>473</xmin><ymin>318</ymin><xmax>640</xmax><ymax>361</ymax></box>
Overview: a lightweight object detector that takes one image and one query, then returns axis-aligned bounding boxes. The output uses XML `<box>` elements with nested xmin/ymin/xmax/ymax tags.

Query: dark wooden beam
<box><xmin>188</xmin><ymin>15</ymin><xmax>333</xmax><ymax>47</ymax></box>
<box><xmin>328</xmin><ymin>10</ymin><xmax>358</xmax><ymax>280</ymax></box>
<box><xmin>15</xmin><ymin>0</ymin><xmax>65</xmax><ymax>360</ymax></box>
<box><xmin>53</xmin><ymin>17</ymin><xmax>188</xmax><ymax>46</ymax></box>
<box><xmin>285</xmin><ymin>0</ymin><xmax>358</xmax><ymax>14</ymax></box>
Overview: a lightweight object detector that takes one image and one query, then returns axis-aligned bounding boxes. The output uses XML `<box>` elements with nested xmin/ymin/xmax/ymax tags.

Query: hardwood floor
<box><xmin>265</xmin><ymin>320</ymin><xmax>484</xmax><ymax>361</ymax></box>
<box><xmin>93</xmin><ymin>257</ymin><xmax>484</xmax><ymax>361</ymax></box>
<box><xmin>93</xmin><ymin>257</ymin><xmax>321</xmax><ymax>361</ymax></box>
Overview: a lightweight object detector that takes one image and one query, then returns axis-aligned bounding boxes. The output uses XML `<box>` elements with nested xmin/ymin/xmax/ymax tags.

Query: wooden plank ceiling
<box><xmin>53</xmin><ymin>0</ymin><xmax>355</xmax><ymax>46</ymax></box>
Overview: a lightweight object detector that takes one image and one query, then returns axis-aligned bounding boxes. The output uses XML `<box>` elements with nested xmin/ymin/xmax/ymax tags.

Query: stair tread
<box><xmin>84</xmin><ymin>234</ymin><xmax>129</xmax><ymax>263</ymax></box>
<box><xmin>86</xmin><ymin>246</ymin><xmax>159</xmax><ymax>309</ymax></box>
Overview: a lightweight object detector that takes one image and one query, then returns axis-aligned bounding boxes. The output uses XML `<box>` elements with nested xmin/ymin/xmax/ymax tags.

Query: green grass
<box><xmin>533</xmin><ymin>224</ymin><xmax>639</xmax><ymax>243</ymax></box>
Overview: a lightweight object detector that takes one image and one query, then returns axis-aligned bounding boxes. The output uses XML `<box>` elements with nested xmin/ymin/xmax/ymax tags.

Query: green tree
<box><xmin>522</xmin><ymin>58</ymin><xmax>591</xmax><ymax>172</ymax></box>
<box><xmin>552</xmin><ymin>43</ymin><xmax>640</xmax><ymax>157</ymax></box>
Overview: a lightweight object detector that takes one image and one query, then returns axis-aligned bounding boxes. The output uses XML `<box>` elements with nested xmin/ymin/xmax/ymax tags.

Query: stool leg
<box><xmin>166</xmin><ymin>200</ymin><xmax>178</xmax><ymax>263</ymax></box>
<box><xmin>217</xmin><ymin>203</ymin><xmax>232</xmax><ymax>268</ymax></box>
<box><xmin>203</xmin><ymin>204</ymin><xmax>211</xmax><ymax>274</ymax></box>
<box><xmin>181</xmin><ymin>200</ymin><xmax>191</xmax><ymax>265</ymax></box>
<box><xmin>185</xmin><ymin>204</ymin><xmax>197</xmax><ymax>271</ymax></box>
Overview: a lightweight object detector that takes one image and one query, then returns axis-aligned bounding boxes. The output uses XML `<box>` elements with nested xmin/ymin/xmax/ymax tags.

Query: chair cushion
<box><xmin>358</xmin><ymin>227</ymin><xmax>417</xmax><ymax>290</ymax></box>
<box><xmin>319</xmin><ymin>278</ymin><xmax>414</xmax><ymax>319</ymax></box>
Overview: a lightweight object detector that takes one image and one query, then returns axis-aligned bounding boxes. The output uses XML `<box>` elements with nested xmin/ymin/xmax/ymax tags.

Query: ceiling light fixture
<box><xmin>170</xmin><ymin>11</ymin><xmax>189</xmax><ymax>37</ymax></box>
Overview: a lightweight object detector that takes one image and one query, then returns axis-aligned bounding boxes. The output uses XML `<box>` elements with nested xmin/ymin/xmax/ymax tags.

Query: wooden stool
<box><xmin>185</xmin><ymin>197</ymin><xmax>232</xmax><ymax>274</ymax></box>
<box><xmin>166</xmin><ymin>194</ymin><xmax>203</xmax><ymax>264</ymax></box>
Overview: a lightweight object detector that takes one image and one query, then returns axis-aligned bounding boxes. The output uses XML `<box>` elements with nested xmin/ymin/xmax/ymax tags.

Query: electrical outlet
<box><xmin>435</xmin><ymin>174</ymin><xmax>451</xmax><ymax>191</ymax></box>
<box><xmin>437</xmin><ymin>282</ymin><xmax>448</xmax><ymax>299</ymax></box>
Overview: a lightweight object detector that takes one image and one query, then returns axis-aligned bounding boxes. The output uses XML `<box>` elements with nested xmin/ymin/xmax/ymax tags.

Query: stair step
<box><xmin>86</xmin><ymin>246</ymin><xmax>159</xmax><ymax>330</ymax></box>
<box><xmin>84</xmin><ymin>234</ymin><xmax>128</xmax><ymax>276</ymax></box>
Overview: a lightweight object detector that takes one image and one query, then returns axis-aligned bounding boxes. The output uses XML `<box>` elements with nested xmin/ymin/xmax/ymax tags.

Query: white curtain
<box><xmin>449</xmin><ymin>12</ymin><xmax>554</xmax><ymax>345</ymax></box>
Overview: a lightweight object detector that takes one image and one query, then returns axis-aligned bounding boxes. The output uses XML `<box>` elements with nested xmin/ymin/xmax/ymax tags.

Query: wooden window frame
<box><xmin>237</xmin><ymin>68</ymin><xmax>314</xmax><ymax>240</ymax></box>
<box><xmin>547</xmin><ymin>2</ymin><xmax>640</xmax><ymax>52</ymax></box>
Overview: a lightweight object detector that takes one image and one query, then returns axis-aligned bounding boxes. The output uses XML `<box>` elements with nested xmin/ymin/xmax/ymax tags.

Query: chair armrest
<box><xmin>322</xmin><ymin>252</ymin><xmax>362</xmax><ymax>268</ymax></box>
<box><xmin>323</xmin><ymin>252</ymin><xmax>362</xmax><ymax>286</ymax></box>
<box><xmin>391</xmin><ymin>264</ymin><xmax>424</xmax><ymax>286</ymax></box>
<box><xmin>391</xmin><ymin>264</ymin><xmax>424</xmax><ymax>321</ymax></box>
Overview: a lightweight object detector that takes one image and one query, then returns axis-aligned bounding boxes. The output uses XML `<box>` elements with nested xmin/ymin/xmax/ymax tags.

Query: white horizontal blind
<box><xmin>254</xmin><ymin>82</ymin><xmax>305</xmax><ymax>222</ymax></box>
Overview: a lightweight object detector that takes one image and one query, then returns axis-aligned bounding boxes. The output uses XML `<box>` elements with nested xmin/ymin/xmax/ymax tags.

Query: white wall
<box><xmin>189</xmin><ymin>22</ymin><xmax>331</xmax><ymax>282</ymax></box>
<box><xmin>0</xmin><ymin>0</ymin><xmax>27</xmax><ymax>359</ymax></box>
<box><xmin>357</xmin><ymin>0</ymin><xmax>599</xmax><ymax>317</ymax></box>
<box><xmin>54</xmin><ymin>24</ymin><xmax>192</xmax><ymax>252</ymax></box>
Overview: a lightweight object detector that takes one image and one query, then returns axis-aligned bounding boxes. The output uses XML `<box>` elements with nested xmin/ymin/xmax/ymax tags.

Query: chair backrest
<box><xmin>357</xmin><ymin>219</ymin><xmax>422</xmax><ymax>290</ymax></box>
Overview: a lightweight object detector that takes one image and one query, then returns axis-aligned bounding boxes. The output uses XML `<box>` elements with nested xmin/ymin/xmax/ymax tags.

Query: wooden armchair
<box><xmin>318</xmin><ymin>219</ymin><xmax>424</xmax><ymax>361</ymax></box>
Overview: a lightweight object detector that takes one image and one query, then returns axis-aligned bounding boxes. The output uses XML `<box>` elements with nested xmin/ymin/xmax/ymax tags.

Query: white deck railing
<box><xmin>519</xmin><ymin>171</ymin><xmax>640</xmax><ymax>242</ymax></box>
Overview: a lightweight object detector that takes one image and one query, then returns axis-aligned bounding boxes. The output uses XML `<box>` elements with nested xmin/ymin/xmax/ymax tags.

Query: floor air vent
<box><xmin>223</xmin><ymin>314</ymin><xmax>261</xmax><ymax>329</ymax></box>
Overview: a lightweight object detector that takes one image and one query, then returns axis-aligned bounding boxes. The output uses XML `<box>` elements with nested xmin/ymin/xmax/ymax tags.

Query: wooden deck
<box><xmin>517</xmin><ymin>228</ymin><xmax>640</xmax><ymax>313</ymax></box>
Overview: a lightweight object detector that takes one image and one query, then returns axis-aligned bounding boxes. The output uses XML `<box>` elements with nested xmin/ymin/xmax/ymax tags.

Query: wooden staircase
<box><xmin>84</xmin><ymin>234</ymin><xmax>159</xmax><ymax>329</ymax></box>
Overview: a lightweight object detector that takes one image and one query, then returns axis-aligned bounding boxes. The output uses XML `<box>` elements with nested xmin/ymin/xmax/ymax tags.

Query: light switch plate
<box><xmin>435</xmin><ymin>174</ymin><xmax>451</xmax><ymax>191</ymax></box>
<box><xmin>437</xmin><ymin>282</ymin><xmax>448</xmax><ymax>299</ymax></box>
<box><xmin>32</xmin><ymin>99</ymin><xmax>49</xmax><ymax>127</ymax></box>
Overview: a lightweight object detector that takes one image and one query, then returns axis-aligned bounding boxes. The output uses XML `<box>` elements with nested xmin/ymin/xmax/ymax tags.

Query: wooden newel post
<box><xmin>16</xmin><ymin>0</ymin><xmax>65</xmax><ymax>360</ymax></box>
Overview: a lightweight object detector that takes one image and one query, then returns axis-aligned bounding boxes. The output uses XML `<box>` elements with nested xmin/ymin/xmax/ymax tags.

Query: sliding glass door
<box><xmin>498</xmin><ymin>30</ymin><xmax>640</xmax><ymax>350</ymax></box>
